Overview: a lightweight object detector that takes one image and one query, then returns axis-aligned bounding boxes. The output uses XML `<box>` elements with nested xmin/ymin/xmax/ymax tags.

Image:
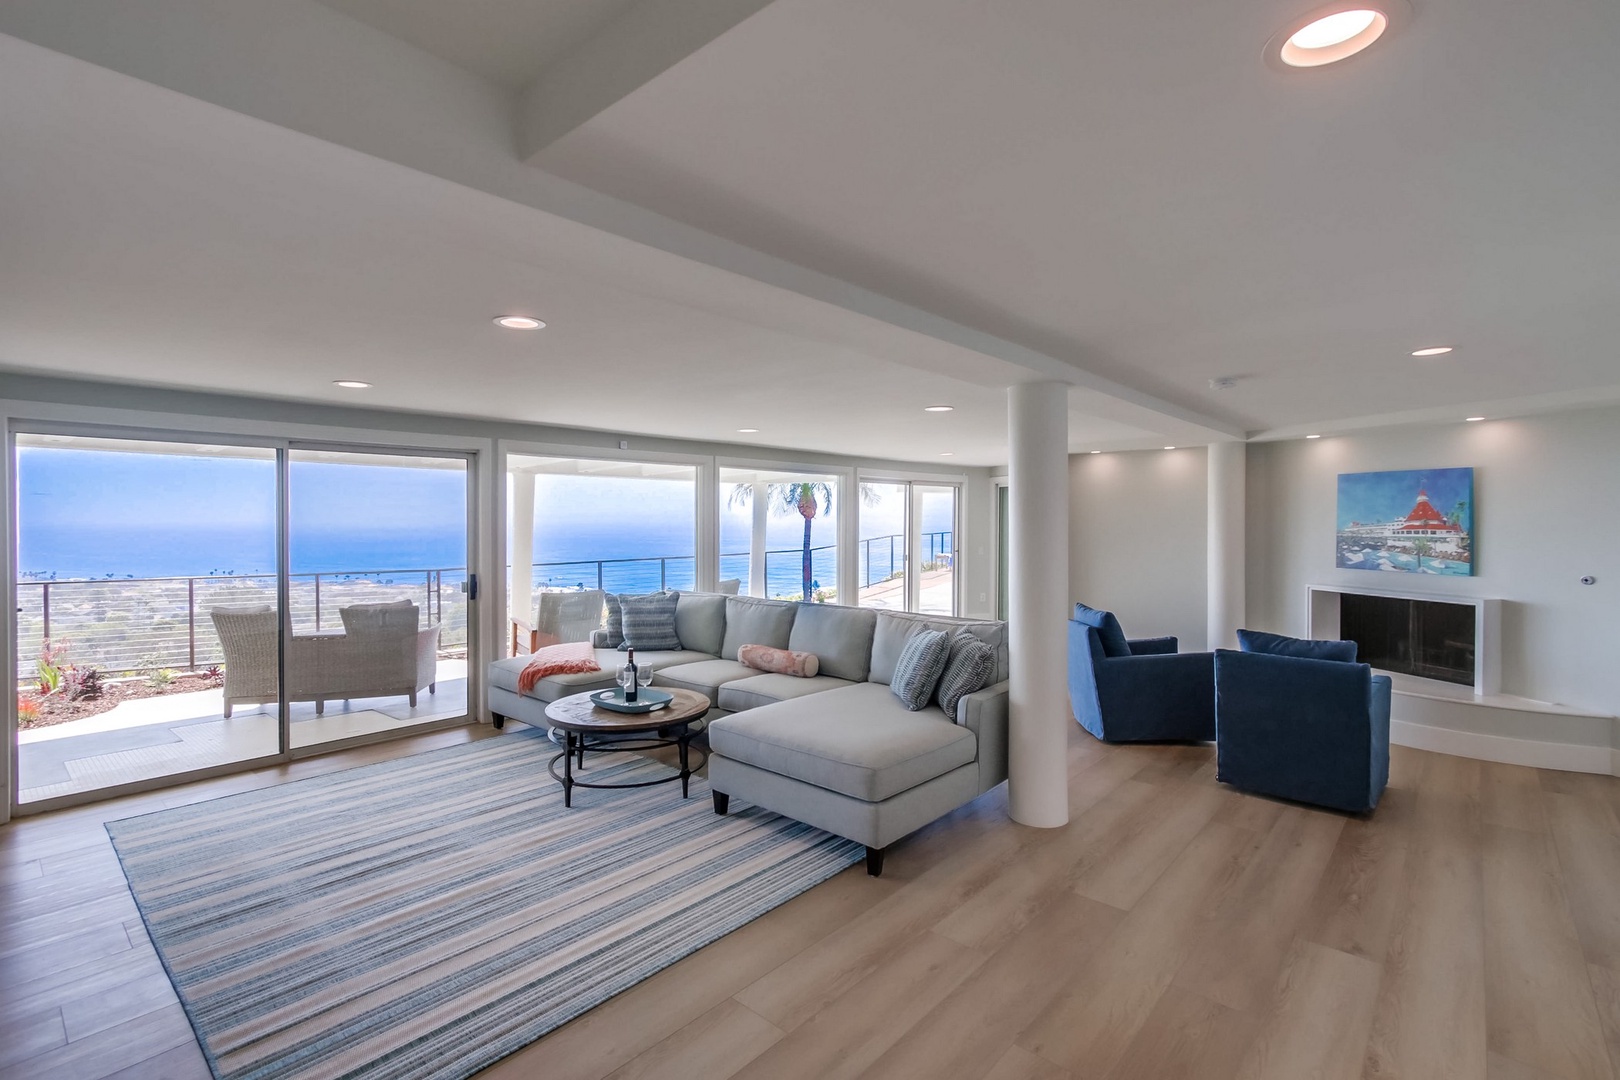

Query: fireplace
<box><xmin>1340</xmin><ymin>593</ymin><xmax>1477</xmax><ymax>687</ymax></box>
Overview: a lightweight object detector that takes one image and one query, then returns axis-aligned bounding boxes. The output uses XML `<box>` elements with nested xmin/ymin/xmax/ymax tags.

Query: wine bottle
<box><xmin>625</xmin><ymin>647</ymin><xmax>638</xmax><ymax>703</ymax></box>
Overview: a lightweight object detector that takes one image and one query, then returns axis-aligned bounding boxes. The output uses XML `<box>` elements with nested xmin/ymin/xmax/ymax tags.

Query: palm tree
<box><xmin>728</xmin><ymin>483</ymin><xmax>881</xmax><ymax>601</ymax></box>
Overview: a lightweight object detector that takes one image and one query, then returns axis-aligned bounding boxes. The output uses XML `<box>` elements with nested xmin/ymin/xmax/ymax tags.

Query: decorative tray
<box><xmin>589</xmin><ymin>687</ymin><xmax>673</xmax><ymax>714</ymax></box>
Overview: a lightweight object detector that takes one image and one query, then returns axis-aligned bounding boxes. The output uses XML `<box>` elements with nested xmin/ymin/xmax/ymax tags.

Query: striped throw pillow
<box><xmin>889</xmin><ymin>629</ymin><xmax>951</xmax><ymax>711</ymax></box>
<box><xmin>601</xmin><ymin>592</ymin><xmax>627</xmax><ymax>648</ymax></box>
<box><xmin>618</xmin><ymin>591</ymin><xmax>681</xmax><ymax>652</ymax></box>
<box><xmin>937</xmin><ymin>632</ymin><xmax>995</xmax><ymax>720</ymax></box>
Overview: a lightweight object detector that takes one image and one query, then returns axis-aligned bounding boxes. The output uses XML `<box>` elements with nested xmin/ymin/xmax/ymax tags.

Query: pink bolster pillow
<box><xmin>739</xmin><ymin>644</ymin><xmax>819</xmax><ymax>678</ymax></box>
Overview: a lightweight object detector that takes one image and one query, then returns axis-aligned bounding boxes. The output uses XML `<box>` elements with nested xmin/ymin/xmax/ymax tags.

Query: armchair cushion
<box><xmin>339</xmin><ymin>600</ymin><xmax>418</xmax><ymax>636</ymax></box>
<box><xmin>1072</xmin><ymin>603</ymin><xmax>1131</xmax><ymax>657</ymax></box>
<box><xmin>1237</xmin><ymin>628</ymin><xmax>1357</xmax><ymax>663</ymax></box>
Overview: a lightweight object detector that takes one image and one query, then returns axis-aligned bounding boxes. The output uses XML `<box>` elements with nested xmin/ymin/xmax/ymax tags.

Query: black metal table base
<box><xmin>546</xmin><ymin>728</ymin><xmax>707</xmax><ymax>807</ymax></box>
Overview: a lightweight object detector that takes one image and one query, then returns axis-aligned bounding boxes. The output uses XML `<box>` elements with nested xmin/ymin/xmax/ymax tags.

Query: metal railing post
<box><xmin>596</xmin><ymin>563</ymin><xmax>604</xmax><ymax>592</ymax></box>
<box><xmin>660</xmin><ymin>559</ymin><xmax>667</xmax><ymax>591</ymax></box>
<box><xmin>314</xmin><ymin>573</ymin><xmax>322</xmax><ymax>631</ymax></box>
<box><xmin>41</xmin><ymin>582</ymin><xmax>50</xmax><ymax>645</ymax></box>
<box><xmin>188</xmin><ymin>578</ymin><xmax>197</xmax><ymax>670</ymax></box>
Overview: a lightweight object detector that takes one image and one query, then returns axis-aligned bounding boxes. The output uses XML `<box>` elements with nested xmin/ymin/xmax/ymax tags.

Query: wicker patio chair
<box><xmin>209</xmin><ymin>605</ymin><xmax>279</xmax><ymax>718</ymax></box>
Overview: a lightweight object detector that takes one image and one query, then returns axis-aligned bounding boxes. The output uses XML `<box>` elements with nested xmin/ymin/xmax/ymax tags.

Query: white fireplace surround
<box><xmin>1306</xmin><ymin>583</ymin><xmax>1501</xmax><ymax>696</ymax></box>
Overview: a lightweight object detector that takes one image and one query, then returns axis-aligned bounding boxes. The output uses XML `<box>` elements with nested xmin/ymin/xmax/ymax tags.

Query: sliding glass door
<box><xmin>12</xmin><ymin>432</ymin><xmax>477</xmax><ymax>809</ymax></box>
<box><xmin>858</xmin><ymin>478</ymin><xmax>960</xmax><ymax>616</ymax></box>
<box><xmin>286</xmin><ymin>448</ymin><xmax>470</xmax><ymax>749</ymax></box>
<box><xmin>13</xmin><ymin>434</ymin><xmax>282</xmax><ymax>804</ymax></box>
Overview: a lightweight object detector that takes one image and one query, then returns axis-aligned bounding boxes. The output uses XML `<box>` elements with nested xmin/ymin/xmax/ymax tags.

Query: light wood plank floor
<box><xmin>4</xmin><ymin>722</ymin><xmax>1620</xmax><ymax>1079</ymax></box>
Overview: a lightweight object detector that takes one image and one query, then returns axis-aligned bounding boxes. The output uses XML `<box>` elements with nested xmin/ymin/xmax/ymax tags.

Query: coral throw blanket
<box><xmin>517</xmin><ymin>641</ymin><xmax>601</xmax><ymax>695</ymax></box>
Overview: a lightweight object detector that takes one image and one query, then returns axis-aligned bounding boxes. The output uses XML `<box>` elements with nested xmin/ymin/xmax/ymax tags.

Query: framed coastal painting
<box><xmin>1336</xmin><ymin>467</ymin><xmax>1474</xmax><ymax>576</ymax></box>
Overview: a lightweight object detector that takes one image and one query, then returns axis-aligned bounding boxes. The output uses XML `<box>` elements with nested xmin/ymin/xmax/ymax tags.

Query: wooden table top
<box><xmin>543</xmin><ymin>687</ymin><xmax>711</xmax><ymax>732</ymax></box>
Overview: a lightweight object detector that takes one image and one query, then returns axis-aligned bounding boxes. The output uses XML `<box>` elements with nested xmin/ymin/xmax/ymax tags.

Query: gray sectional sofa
<box><xmin>487</xmin><ymin>593</ymin><xmax>1009</xmax><ymax>875</ymax></box>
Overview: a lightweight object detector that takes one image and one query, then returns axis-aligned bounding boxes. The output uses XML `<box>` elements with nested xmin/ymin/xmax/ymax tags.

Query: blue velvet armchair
<box><xmin>1067</xmin><ymin>604</ymin><xmax>1215</xmax><ymax>742</ymax></box>
<box><xmin>1214</xmin><ymin>648</ymin><xmax>1392</xmax><ymax>813</ymax></box>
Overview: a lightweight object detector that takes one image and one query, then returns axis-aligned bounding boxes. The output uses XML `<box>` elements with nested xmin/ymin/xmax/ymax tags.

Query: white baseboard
<box><xmin>1390</xmin><ymin>718</ymin><xmax>1616</xmax><ymax>776</ymax></box>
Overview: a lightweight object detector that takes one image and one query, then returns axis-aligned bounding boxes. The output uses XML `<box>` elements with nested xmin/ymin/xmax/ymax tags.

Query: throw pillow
<box><xmin>1072</xmin><ymin>602</ymin><xmax>1131</xmax><ymax>657</ymax></box>
<box><xmin>889</xmin><ymin>629</ymin><xmax>951</xmax><ymax>711</ymax></box>
<box><xmin>738</xmin><ymin>644</ymin><xmax>820</xmax><ymax>678</ymax></box>
<box><xmin>517</xmin><ymin>641</ymin><xmax>600</xmax><ymax>695</ymax></box>
<box><xmin>937</xmin><ymin>632</ymin><xmax>996</xmax><ymax>720</ymax></box>
<box><xmin>601</xmin><ymin>591</ymin><xmax>627</xmax><ymax>648</ymax></box>
<box><xmin>1237</xmin><ymin>628</ymin><xmax>1358</xmax><ymax>663</ymax></box>
<box><xmin>619</xmin><ymin>591</ymin><xmax>681</xmax><ymax>651</ymax></box>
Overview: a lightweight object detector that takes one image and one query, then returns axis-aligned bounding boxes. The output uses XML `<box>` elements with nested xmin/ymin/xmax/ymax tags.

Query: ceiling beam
<box><xmin>517</xmin><ymin>0</ymin><xmax>777</xmax><ymax>160</ymax></box>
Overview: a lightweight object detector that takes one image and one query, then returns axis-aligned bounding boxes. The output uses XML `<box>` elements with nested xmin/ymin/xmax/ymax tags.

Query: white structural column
<box><xmin>510</xmin><ymin>469</ymin><xmax>536</xmax><ymax>635</ymax></box>
<box><xmin>1206</xmin><ymin>440</ymin><xmax>1247</xmax><ymax>650</ymax></box>
<box><xmin>1006</xmin><ymin>382</ymin><xmax>1070</xmax><ymax>828</ymax></box>
<box><xmin>749</xmin><ymin>482</ymin><xmax>769</xmax><ymax>597</ymax></box>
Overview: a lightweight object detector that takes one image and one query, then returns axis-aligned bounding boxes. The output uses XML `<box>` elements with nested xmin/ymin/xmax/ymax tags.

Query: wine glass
<box><xmin>617</xmin><ymin>665</ymin><xmax>636</xmax><ymax>697</ymax></box>
<box><xmin>637</xmin><ymin>665</ymin><xmax>654</xmax><ymax>692</ymax></box>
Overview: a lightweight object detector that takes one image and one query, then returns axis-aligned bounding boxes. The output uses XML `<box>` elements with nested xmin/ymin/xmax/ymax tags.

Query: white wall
<box><xmin>1247</xmin><ymin>408</ymin><xmax>1620</xmax><ymax>716</ymax></box>
<box><xmin>1070</xmin><ymin>448</ymin><xmax>1208</xmax><ymax>649</ymax></box>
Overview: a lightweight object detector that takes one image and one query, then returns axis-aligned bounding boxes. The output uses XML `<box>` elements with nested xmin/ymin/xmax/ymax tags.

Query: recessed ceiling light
<box><xmin>736</xmin><ymin>428</ymin><xmax>759</xmax><ymax>433</ymax></box>
<box><xmin>923</xmin><ymin>405</ymin><xmax>954</xmax><ymax>412</ymax></box>
<box><xmin>1466</xmin><ymin>416</ymin><xmax>1486</xmax><ymax>422</ymax></box>
<box><xmin>333</xmin><ymin>380</ymin><xmax>372</xmax><ymax>389</ymax></box>
<box><xmin>1267</xmin><ymin>1</ymin><xmax>1408</xmax><ymax>69</ymax></box>
<box><xmin>1412</xmin><ymin>346</ymin><xmax>1454</xmax><ymax>357</ymax></box>
<box><xmin>1164</xmin><ymin>446</ymin><xmax>1177</xmax><ymax>451</ymax></box>
<box><xmin>494</xmin><ymin>315</ymin><xmax>545</xmax><ymax>329</ymax></box>
<box><xmin>1306</xmin><ymin>434</ymin><xmax>1322</xmax><ymax>439</ymax></box>
<box><xmin>940</xmin><ymin>452</ymin><xmax>955</xmax><ymax>457</ymax></box>
<box><xmin>1090</xmin><ymin>450</ymin><xmax>1102</xmax><ymax>454</ymax></box>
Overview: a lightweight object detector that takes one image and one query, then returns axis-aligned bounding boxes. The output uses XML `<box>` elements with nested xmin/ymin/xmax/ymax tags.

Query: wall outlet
<box><xmin>618</xmin><ymin>440</ymin><xmax>628</xmax><ymax>450</ymax></box>
<box><xmin>979</xmin><ymin>592</ymin><xmax>987</xmax><ymax>602</ymax></box>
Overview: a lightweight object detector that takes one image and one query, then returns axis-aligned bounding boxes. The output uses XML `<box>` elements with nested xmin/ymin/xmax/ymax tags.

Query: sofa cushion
<box><xmin>787</xmin><ymin>603</ymin><xmax>877</xmax><ymax>682</ymax></box>
<box><xmin>674</xmin><ymin>592</ymin><xmax>728</xmax><ymax>656</ymax></box>
<box><xmin>652</xmin><ymin>658</ymin><xmax>757</xmax><ymax>701</ymax></box>
<box><xmin>890</xmin><ymin>629</ymin><xmax>951</xmax><ymax>710</ymax></box>
<box><xmin>1237</xmin><ymin>628</ymin><xmax>1358</xmax><ymax>663</ymax></box>
<box><xmin>869</xmin><ymin>612</ymin><xmax>1008</xmax><ymax>685</ymax></box>
<box><xmin>937</xmin><ymin>632</ymin><xmax>996</xmax><ymax>719</ymax></box>
<box><xmin>719</xmin><ymin>672</ymin><xmax>855</xmax><ymax>713</ymax></box>
<box><xmin>1072</xmin><ymin>603</ymin><xmax>1131</xmax><ymax>658</ymax></box>
<box><xmin>490</xmin><ymin>648</ymin><xmax>713</xmax><ymax>701</ymax></box>
<box><xmin>708</xmin><ymin>683</ymin><xmax>977</xmax><ymax>801</ymax></box>
<box><xmin>721</xmin><ymin>596</ymin><xmax>798</xmax><ymax>660</ymax></box>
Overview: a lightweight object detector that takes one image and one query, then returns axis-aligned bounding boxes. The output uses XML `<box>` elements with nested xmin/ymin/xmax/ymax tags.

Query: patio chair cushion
<box><xmin>1071</xmin><ymin>603</ymin><xmax>1131</xmax><ymax>658</ymax></box>
<box><xmin>708</xmin><ymin>683</ymin><xmax>977</xmax><ymax>802</ymax></box>
<box><xmin>720</xmin><ymin>596</ymin><xmax>798</xmax><ymax>660</ymax></box>
<box><xmin>652</xmin><ymin>658</ymin><xmax>757</xmax><ymax>701</ymax></box>
<box><xmin>339</xmin><ymin>600</ymin><xmax>419</xmax><ymax>636</ymax></box>
<box><xmin>619</xmin><ymin>591</ymin><xmax>681</xmax><ymax>651</ymax></box>
<box><xmin>718</xmin><ymin>672</ymin><xmax>855</xmax><ymax>712</ymax></box>
<box><xmin>787</xmin><ymin>603</ymin><xmax>877</xmax><ymax>682</ymax></box>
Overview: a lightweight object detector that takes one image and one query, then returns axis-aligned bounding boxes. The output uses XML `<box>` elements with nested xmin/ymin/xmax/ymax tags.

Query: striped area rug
<box><xmin>107</xmin><ymin>728</ymin><xmax>862</xmax><ymax>1080</ymax></box>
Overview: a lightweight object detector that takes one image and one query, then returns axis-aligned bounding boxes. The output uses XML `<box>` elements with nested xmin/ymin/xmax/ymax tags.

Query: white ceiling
<box><xmin>317</xmin><ymin>0</ymin><xmax>639</xmax><ymax>89</ymax></box>
<box><xmin>0</xmin><ymin>33</ymin><xmax>1169</xmax><ymax>466</ymax></box>
<box><xmin>3</xmin><ymin>0</ymin><xmax>1617</xmax><ymax>462</ymax></box>
<box><xmin>536</xmin><ymin>0</ymin><xmax>1620</xmax><ymax>433</ymax></box>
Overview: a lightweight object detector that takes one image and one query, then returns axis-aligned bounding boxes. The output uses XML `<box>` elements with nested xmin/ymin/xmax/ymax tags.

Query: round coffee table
<box><xmin>542</xmin><ymin>688</ymin><xmax>711</xmax><ymax>807</ymax></box>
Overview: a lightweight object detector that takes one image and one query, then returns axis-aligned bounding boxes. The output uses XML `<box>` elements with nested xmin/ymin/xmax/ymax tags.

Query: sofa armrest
<box><xmin>1128</xmin><ymin>636</ymin><xmax>1178</xmax><ymax>656</ymax></box>
<box><xmin>957</xmin><ymin>680</ymin><xmax>1009</xmax><ymax>793</ymax></box>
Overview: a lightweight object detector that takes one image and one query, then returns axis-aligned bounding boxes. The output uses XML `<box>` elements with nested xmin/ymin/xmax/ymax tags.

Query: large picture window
<box><xmin>718</xmin><ymin>467</ymin><xmax>841</xmax><ymax>602</ymax></box>
<box><xmin>507</xmin><ymin>455</ymin><xmax>697</xmax><ymax>653</ymax></box>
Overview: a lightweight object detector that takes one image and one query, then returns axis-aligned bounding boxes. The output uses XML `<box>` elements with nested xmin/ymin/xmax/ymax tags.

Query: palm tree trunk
<box><xmin>802</xmin><ymin>514</ymin><xmax>813</xmax><ymax>601</ymax></box>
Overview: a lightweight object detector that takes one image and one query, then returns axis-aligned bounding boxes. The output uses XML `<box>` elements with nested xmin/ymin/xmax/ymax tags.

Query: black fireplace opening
<box><xmin>1339</xmin><ymin>593</ymin><xmax>1476</xmax><ymax>687</ymax></box>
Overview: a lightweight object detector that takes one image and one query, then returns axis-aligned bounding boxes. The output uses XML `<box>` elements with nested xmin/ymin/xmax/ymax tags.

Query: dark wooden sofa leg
<box><xmin>491</xmin><ymin>713</ymin><xmax>505</xmax><ymax>729</ymax></box>
<box><xmin>865</xmin><ymin>846</ymin><xmax>886</xmax><ymax>877</ymax></box>
<box><xmin>712</xmin><ymin>791</ymin><xmax>730</xmax><ymax>815</ymax></box>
